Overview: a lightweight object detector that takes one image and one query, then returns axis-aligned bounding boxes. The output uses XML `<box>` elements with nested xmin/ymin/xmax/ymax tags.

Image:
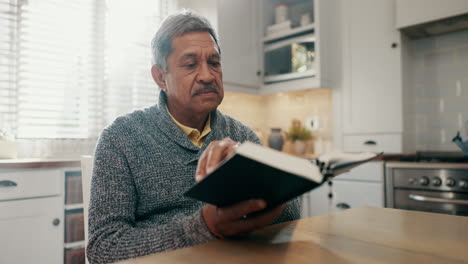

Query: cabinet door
<box><xmin>338</xmin><ymin>161</ymin><xmax>383</xmax><ymax>182</ymax></box>
<box><xmin>217</xmin><ymin>0</ymin><xmax>260</xmax><ymax>93</ymax></box>
<box><xmin>342</xmin><ymin>0</ymin><xmax>402</xmax><ymax>134</ymax></box>
<box><xmin>0</xmin><ymin>196</ymin><xmax>63</xmax><ymax>264</ymax></box>
<box><xmin>305</xmin><ymin>183</ymin><xmax>334</xmax><ymax>217</ymax></box>
<box><xmin>332</xmin><ymin>180</ymin><xmax>384</xmax><ymax>212</ymax></box>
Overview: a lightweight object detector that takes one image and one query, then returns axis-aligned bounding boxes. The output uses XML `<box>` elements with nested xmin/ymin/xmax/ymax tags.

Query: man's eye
<box><xmin>210</xmin><ymin>62</ymin><xmax>220</xmax><ymax>67</ymax></box>
<box><xmin>185</xmin><ymin>63</ymin><xmax>197</xmax><ymax>69</ymax></box>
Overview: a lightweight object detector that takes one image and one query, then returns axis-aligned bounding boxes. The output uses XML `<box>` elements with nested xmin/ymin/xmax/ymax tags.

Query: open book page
<box><xmin>236</xmin><ymin>142</ymin><xmax>323</xmax><ymax>183</ymax></box>
<box><xmin>185</xmin><ymin>143</ymin><xmax>381</xmax><ymax>207</ymax></box>
<box><xmin>317</xmin><ymin>152</ymin><xmax>382</xmax><ymax>176</ymax></box>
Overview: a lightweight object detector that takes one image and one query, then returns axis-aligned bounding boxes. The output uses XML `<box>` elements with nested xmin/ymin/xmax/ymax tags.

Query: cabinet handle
<box><xmin>336</xmin><ymin>203</ymin><xmax>350</xmax><ymax>210</ymax></box>
<box><xmin>0</xmin><ymin>180</ymin><xmax>18</xmax><ymax>188</ymax></box>
<box><xmin>391</xmin><ymin>42</ymin><xmax>398</xmax><ymax>48</ymax></box>
<box><xmin>52</xmin><ymin>218</ymin><xmax>60</xmax><ymax>226</ymax></box>
<box><xmin>363</xmin><ymin>140</ymin><xmax>377</xmax><ymax>145</ymax></box>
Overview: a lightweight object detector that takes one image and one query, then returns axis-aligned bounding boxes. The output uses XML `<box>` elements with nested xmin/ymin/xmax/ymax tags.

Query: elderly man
<box><xmin>87</xmin><ymin>11</ymin><xmax>300</xmax><ymax>264</ymax></box>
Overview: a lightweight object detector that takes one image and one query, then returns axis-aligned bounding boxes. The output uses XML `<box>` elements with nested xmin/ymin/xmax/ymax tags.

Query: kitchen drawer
<box><xmin>0</xmin><ymin>169</ymin><xmax>62</xmax><ymax>201</ymax></box>
<box><xmin>332</xmin><ymin>180</ymin><xmax>384</xmax><ymax>211</ymax></box>
<box><xmin>337</xmin><ymin>161</ymin><xmax>384</xmax><ymax>182</ymax></box>
<box><xmin>343</xmin><ymin>134</ymin><xmax>402</xmax><ymax>153</ymax></box>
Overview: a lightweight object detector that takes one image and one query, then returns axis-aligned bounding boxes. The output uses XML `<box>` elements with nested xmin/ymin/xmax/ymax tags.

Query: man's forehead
<box><xmin>171</xmin><ymin>31</ymin><xmax>219</xmax><ymax>55</ymax></box>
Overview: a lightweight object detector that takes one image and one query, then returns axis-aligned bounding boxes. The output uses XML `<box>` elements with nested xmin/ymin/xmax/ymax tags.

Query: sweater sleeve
<box><xmin>86</xmin><ymin>129</ymin><xmax>215</xmax><ymax>264</ymax></box>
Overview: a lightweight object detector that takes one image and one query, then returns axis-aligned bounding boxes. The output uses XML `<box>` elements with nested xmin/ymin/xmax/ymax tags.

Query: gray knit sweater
<box><xmin>86</xmin><ymin>93</ymin><xmax>301</xmax><ymax>264</ymax></box>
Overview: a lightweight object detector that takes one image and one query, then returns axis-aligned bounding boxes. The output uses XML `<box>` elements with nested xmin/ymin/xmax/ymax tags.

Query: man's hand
<box><xmin>202</xmin><ymin>200</ymin><xmax>286</xmax><ymax>238</ymax></box>
<box><xmin>195</xmin><ymin>137</ymin><xmax>285</xmax><ymax>238</ymax></box>
<box><xmin>195</xmin><ymin>137</ymin><xmax>240</xmax><ymax>182</ymax></box>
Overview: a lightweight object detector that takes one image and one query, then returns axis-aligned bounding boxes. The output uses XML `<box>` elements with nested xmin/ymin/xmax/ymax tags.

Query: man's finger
<box><xmin>205</xmin><ymin>138</ymin><xmax>236</xmax><ymax>174</ymax></box>
<box><xmin>224</xmin><ymin>141</ymin><xmax>240</xmax><ymax>160</ymax></box>
<box><xmin>220</xmin><ymin>204</ymin><xmax>286</xmax><ymax>236</ymax></box>
<box><xmin>195</xmin><ymin>144</ymin><xmax>211</xmax><ymax>181</ymax></box>
<box><xmin>217</xmin><ymin>199</ymin><xmax>267</xmax><ymax>222</ymax></box>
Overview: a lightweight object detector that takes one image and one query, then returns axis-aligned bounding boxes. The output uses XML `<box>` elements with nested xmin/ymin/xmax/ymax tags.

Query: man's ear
<box><xmin>151</xmin><ymin>65</ymin><xmax>168</xmax><ymax>93</ymax></box>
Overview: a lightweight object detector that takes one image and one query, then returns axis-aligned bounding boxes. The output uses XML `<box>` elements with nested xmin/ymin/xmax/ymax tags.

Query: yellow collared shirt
<box><xmin>166</xmin><ymin>107</ymin><xmax>211</xmax><ymax>148</ymax></box>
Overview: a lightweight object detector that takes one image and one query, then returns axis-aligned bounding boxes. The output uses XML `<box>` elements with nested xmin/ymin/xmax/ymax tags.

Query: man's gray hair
<box><xmin>151</xmin><ymin>10</ymin><xmax>220</xmax><ymax>71</ymax></box>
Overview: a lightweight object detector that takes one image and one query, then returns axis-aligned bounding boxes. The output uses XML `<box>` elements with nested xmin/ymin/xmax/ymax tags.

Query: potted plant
<box><xmin>286</xmin><ymin>119</ymin><xmax>313</xmax><ymax>155</ymax></box>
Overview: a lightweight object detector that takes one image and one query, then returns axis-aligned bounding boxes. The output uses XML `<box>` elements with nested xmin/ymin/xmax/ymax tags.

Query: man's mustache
<box><xmin>193</xmin><ymin>85</ymin><xmax>219</xmax><ymax>95</ymax></box>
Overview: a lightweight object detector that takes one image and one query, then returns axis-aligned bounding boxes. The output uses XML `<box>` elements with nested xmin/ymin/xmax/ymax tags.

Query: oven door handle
<box><xmin>409</xmin><ymin>194</ymin><xmax>468</xmax><ymax>205</ymax></box>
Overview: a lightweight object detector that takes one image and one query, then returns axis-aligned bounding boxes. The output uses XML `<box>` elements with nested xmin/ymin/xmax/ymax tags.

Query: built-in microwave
<box><xmin>263</xmin><ymin>35</ymin><xmax>315</xmax><ymax>83</ymax></box>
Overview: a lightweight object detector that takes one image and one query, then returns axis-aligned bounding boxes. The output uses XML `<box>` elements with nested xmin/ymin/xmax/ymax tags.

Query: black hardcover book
<box><xmin>184</xmin><ymin>142</ymin><xmax>380</xmax><ymax>208</ymax></box>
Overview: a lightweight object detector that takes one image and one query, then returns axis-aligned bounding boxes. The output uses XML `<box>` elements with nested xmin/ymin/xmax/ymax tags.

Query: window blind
<box><xmin>16</xmin><ymin>0</ymin><xmax>99</xmax><ymax>138</ymax></box>
<box><xmin>103</xmin><ymin>0</ymin><xmax>173</xmax><ymax>124</ymax></box>
<box><xmin>0</xmin><ymin>0</ymin><xmax>17</xmax><ymax>136</ymax></box>
<box><xmin>2</xmin><ymin>0</ymin><xmax>175</xmax><ymax>139</ymax></box>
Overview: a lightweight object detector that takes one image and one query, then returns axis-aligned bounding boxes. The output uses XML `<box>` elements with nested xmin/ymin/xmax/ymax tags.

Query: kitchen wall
<box><xmin>404</xmin><ymin>30</ymin><xmax>468</xmax><ymax>151</ymax></box>
<box><xmin>218</xmin><ymin>88</ymin><xmax>333</xmax><ymax>155</ymax></box>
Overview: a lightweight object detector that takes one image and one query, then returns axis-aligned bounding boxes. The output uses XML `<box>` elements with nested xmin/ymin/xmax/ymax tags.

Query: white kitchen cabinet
<box><xmin>337</xmin><ymin>160</ymin><xmax>384</xmax><ymax>182</ymax></box>
<box><xmin>303</xmin><ymin>183</ymin><xmax>332</xmax><ymax>217</ymax></box>
<box><xmin>343</xmin><ymin>134</ymin><xmax>402</xmax><ymax>154</ymax></box>
<box><xmin>339</xmin><ymin>0</ymin><xmax>403</xmax><ymax>152</ymax></box>
<box><xmin>217</xmin><ymin>0</ymin><xmax>337</xmax><ymax>94</ymax></box>
<box><xmin>0</xmin><ymin>164</ymin><xmax>85</xmax><ymax>264</ymax></box>
<box><xmin>217</xmin><ymin>0</ymin><xmax>261</xmax><ymax>94</ymax></box>
<box><xmin>332</xmin><ymin>161</ymin><xmax>385</xmax><ymax>213</ymax></box>
<box><xmin>396</xmin><ymin>0</ymin><xmax>468</xmax><ymax>29</ymax></box>
<box><xmin>259</xmin><ymin>0</ymin><xmax>337</xmax><ymax>94</ymax></box>
<box><xmin>304</xmin><ymin>162</ymin><xmax>385</xmax><ymax>217</ymax></box>
<box><xmin>332</xmin><ymin>181</ymin><xmax>384</xmax><ymax>211</ymax></box>
<box><xmin>0</xmin><ymin>196</ymin><xmax>63</xmax><ymax>264</ymax></box>
<box><xmin>0</xmin><ymin>169</ymin><xmax>64</xmax><ymax>264</ymax></box>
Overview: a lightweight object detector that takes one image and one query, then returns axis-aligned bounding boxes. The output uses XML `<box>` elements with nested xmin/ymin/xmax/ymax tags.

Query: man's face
<box><xmin>160</xmin><ymin>31</ymin><xmax>224</xmax><ymax>117</ymax></box>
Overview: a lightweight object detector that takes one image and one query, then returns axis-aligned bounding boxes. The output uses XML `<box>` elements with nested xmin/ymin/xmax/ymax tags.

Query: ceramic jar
<box><xmin>268</xmin><ymin>128</ymin><xmax>284</xmax><ymax>151</ymax></box>
<box><xmin>275</xmin><ymin>4</ymin><xmax>288</xmax><ymax>24</ymax></box>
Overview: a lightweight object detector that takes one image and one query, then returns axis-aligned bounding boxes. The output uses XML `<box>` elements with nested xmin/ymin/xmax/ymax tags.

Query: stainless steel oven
<box><xmin>386</xmin><ymin>162</ymin><xmax>468</xmax><ymax>216</ymax></box>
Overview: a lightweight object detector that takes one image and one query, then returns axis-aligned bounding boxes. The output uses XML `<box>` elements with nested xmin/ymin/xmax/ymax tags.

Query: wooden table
<box><xmin>118</xmin><ymin>207</ymin><xmax>468</xmax><ymax>264</ymax></box>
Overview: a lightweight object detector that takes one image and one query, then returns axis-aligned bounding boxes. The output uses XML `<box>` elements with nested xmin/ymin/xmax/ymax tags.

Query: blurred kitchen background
<box><xmin>2</xmin><ymin>1</ymin><xmax>468</xmax><ymax>263</ymax></box>
<box><xmin>1</xmin><ymin>0</ymin><xmax>467</xmax><ymax>159</ymax></box>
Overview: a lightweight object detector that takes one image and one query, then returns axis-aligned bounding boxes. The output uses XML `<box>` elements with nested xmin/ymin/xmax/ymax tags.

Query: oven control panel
<box><xmin>393</xmin><ymin>169</ymin><xmax>468</xmax><ymax>192</ymax></box>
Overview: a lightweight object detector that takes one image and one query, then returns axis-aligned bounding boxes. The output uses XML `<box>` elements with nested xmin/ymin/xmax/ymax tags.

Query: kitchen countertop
<box><xmin>117</xmin><ymin>207</ymin><xmax>468</xmax><ymax>264</ymax></box>
<box><xmin>0</xmin><ymin>158</ymin><xmax>81</xmax><ymax>169</ymax></box>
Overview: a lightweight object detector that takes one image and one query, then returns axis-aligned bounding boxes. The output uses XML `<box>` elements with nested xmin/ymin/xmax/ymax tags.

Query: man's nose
<box><xmin>197</xmin><ymin>62</ymin><xmax>215</xmax><ymax>84</ymax></box>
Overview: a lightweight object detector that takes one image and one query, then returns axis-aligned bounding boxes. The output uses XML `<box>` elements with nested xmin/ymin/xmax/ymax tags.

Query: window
<box><xmin>0</xmin><ymin>0</ymin><xmax>173</xmax><ymax>139</ymax></box>
<box><xmin>104</xmin><ymin>0</ymin><xmax>173</xmax><ymax>123</ymax></box>
<box><xmin>0</xmin><ymin>0</ymin><xmax>17</xmax><ymax>138</ymax></box>
<box><xmin>16</xmin><ymin>0</ymin><xmax>98</xmax><ymax>138</ymax></box>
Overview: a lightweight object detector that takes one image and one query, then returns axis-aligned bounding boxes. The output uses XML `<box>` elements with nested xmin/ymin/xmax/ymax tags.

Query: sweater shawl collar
<box><xmin>153</xmin><ymin>92</ymin><xmax>220</xmax><ymax>156</ymax></box>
